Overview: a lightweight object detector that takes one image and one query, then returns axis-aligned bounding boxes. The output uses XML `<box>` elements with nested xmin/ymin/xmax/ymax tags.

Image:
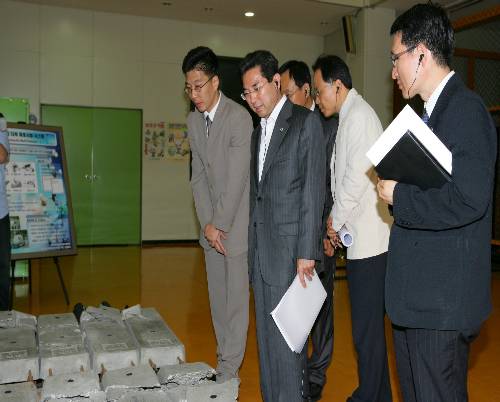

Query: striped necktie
<box><xmin>205</xmin><ymin>115</ymin><xmax>212</xmax><ymax>138</ymax></box>
<box><xmin>422</xmin><ymin>108</ymin><xmax>430</xmax><ymax>125</ymax></box>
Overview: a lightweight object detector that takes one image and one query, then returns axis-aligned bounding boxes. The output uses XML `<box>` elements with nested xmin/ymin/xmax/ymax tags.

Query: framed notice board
<box><xmin>6</xmin><ymin>123</ymin><xmax>77</xmax><ymax>260</ymax></box>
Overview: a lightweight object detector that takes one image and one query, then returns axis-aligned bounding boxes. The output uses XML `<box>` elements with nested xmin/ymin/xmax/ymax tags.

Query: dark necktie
<box><xmin>422</xmin><ymin>108</ymin><xmax>430</xmax><ymax>125</ymax></box>
<box><xmin>205</xmin><ymin>115</ymin><xmax>212</xmax><ymax>138</ymax></box>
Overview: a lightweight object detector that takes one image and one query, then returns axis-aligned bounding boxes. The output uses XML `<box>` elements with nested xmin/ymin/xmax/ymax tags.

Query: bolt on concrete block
<box><xmin>38</xmin><ymin>326</ymin><xmax>90</xmax><ymax>379</ymax></box>
<box><xmin>124</xmin><ymin>308</ymin><xmax>185</xmax><ymax>366</ymax></box>
<box><xmin>40</xmin><ymin>370</ymin><xmax>102</xmax><ymax>400</ymax></box>
<box><xmin>82</xmin><ymin>321</ymin><xmax>139</xmax><ymax>373</ymax></box>
<box><xmin>0</xmin><ymin>381</ymin><xmax>38</xmax><ymax>402</ymax></box>
<box><xmin>157</xmin><ymin>362</ymin><xmax>215</xmax><ymax>387</ymax></box>
<box><xmin>0</xmin><ymin>327</ymin><xmax>39</xmax><ymax>383</ymax></box>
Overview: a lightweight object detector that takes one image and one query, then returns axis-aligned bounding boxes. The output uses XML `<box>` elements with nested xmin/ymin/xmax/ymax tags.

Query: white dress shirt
<box><xmin>258</xmin><ymin>95</ymin><xmax>287</xmax><ymax>181</ymax></box>
<box><xmin>203</xmin><ymin>91</ymin><xmax>221</xmax><ymax>136</ymax></box>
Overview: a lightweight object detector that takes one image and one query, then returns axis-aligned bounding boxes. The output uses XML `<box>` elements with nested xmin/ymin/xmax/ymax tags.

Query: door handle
<box><xmin>84</xmin><ymin>174</ymin><xmax>91</xmax><ymax>181</ymax></box>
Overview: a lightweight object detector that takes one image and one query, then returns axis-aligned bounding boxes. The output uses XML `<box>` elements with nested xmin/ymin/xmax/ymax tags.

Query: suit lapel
<box><xmin>259</xmin><ymin>100</ymin><xmax>292</xmax><ymax>183</ymax></box>
<box><xmin>207</xmin><ymin>92</ymin><xmax>226</xmax><ymax>147</ymax></box>
<box><xmin>252</xmin><ymin>125</ymin><xmax>261</xmax><ymax>189</ymax></box>
<box><xmin>427</xmin><ymin>74</ymin><xmax>460</xmax><ymax>134</ymax></box>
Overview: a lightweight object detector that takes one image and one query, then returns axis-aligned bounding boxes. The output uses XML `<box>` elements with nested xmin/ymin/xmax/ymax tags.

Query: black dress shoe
<box><xmin>309</xmin><ymin>382</ymin><xmax>323</xmax><ymax>401</ymax></box>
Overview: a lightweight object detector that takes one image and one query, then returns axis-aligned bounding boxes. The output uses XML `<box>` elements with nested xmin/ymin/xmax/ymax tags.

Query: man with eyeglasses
<box><xmin>377</xmin><ymin>4</ymin><xmax>497</xmax><ymax>402</ymax></box>
<box><xmin>239</xmin><ymin>50</ymin><xmax>325</xmax><ymax>402</ymax></box>
<box><xmin>279</xmin><ymin>59</ymin><xmax>338</xmax><ymax>401</ymax></box>
<box><xmin>182</xmin><ymin>46</ymin><xmax>253</xmax><ymax>384</ymax></box>
<box><xmin>313</xmin><ymin>55</ymin><xmax>393</xmax><ymax>402</ymax></box>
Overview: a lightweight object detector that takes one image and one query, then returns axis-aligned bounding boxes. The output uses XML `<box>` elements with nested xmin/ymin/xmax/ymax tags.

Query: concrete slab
<box><xmin>101</xmin><ymin>364</ymin><xmax>160</xmax><ymax>399</ymax></box>
<box><xmin>38</xmin><ymin>313</ymin><xmax>78</xmax><ymax>330</ymax></box>
<box><xmin>0</xmin><ymin>381</ymin><xmax>38</xmax><ymax>402</ymax></box>
<box><xmin>82</xmin><ymin>321</ymin><xmax>139</xmax><ymax>373</ymax></box>
<box><xmin>157</xmin><ymin>362</ymin><xmax>215</xmax><ymax>387</ymax></box>
<box><xmin>124</xmin><ymin>308</ymin><xmax>185</xmax><ymax>366</ymax></box>
<box><xmin>0</xmin><ymin>327</ymin><xmax>39</xmax><ymax>383</ymax></box>
<box><xmin>40</xmin><ymin>370</ymin><xmax>103</xmax><ymax>400</ymax></box>
<box><xmin>185</xmin><ymin>378</ymin><xmax>239</xmax><ymax>402</ymax></box>
<box><xmin>107</xmin><ymin>389</ymin><xmax>181</xmax><ymax>402</ymax></box>
<box><xmin>38</xmin><ymin>326</ymin><xmax>90</xmax><ymax>379</ymax></box>
<box><xmin>0</xmin><ymin>311</ymin><xmax>37</xmax><ymax>330</ymax></box>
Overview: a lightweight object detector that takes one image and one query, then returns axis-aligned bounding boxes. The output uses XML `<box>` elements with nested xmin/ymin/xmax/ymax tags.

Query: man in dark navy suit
<box><xmin>278</xmin><ymin>59</ymin><xmax>338</xmax><ymax>401</ymax></box>
<box><xmin>378</xmin><ymin>4</ymin><xmax>497</xmax><ymax>402</ymax></box>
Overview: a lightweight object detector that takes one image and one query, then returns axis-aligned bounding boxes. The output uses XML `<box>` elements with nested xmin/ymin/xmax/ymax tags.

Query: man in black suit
<box><xmin>377</xmin><ymin>4</ymin><xmax>497</xmax><ymax>402</ymax></box>
<box><xmin>240</xmin><ymin>50</ymin><xmax>325</xmax><ymax>402</ymax></box>
<box><xmin>279</xmin><ymin>59</ymin><xmax>338</xmax><ymax>401</ymax></box>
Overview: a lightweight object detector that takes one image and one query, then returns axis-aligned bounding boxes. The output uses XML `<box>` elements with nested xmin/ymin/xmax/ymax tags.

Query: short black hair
<box><xmin>182</xmin><ymin>46</ymin><xmax>219</xmax><ymax>76</ymax></box>
<box><xmin>312</xmin><ymin>55</ymin><xmax>352</xmax><ymax>89</ymax></box>
<box><xmin>390</xmin><ymin>3</ymin><xmax>454</xmax><ymax>67</ymax></box>
<box><xmin>239</xmin><ymin>50</ymin><xmax>278</xmax><ymax>82</ymax></box>
<box><xmin>278</xmin><ymin>60</ymin><xmax>311</xmax><ymax>88</ymax></box>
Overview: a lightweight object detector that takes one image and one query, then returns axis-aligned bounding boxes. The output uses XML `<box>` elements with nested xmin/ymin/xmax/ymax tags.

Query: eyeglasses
<box><xmin>240</xmin><ymin>81</ymin><xmax>269</xmax><ymax>101</ymax></box>
<box><xmin>390</xmin><ymin>45</ymin><xmax>416</xmax><ymax>66</ymax></box>
<box><xmin>184</xmin><ymin>75</ymin><xmax>214</xmax><ymax>95</ymax></box>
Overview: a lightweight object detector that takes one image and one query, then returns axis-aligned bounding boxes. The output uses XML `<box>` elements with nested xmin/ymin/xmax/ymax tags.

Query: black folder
<box><xmin>375</xmin><ymin>130</ymin><xmax>452</xmax><ymax>190</ymax></box>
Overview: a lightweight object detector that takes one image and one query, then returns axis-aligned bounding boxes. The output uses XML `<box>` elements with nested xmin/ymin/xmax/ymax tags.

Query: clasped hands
<box><xmin>204</xmin><ymin>223</ymin><xmax>227</xmax><ymax>255</ymax></box>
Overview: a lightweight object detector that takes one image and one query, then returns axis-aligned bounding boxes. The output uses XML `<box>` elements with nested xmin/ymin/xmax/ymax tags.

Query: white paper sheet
<box><xmin>271</xmin><ymin>271</ymin><xmax>327</xmax><ymax>353</ymax></box>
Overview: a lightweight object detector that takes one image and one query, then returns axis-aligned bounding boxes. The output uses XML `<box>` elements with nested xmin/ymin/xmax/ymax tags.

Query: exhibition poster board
<box><xmin>6</xmin><ymin>124</ymin><xmax>77</xmax><ymax>260</ymax></box>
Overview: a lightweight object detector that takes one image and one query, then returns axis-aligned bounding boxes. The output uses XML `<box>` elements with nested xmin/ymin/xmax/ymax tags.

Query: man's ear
<box><xmin>303</xmin><ymin>83</ymin><xmax>311</xmax><ymax>97</ymax></box>
<box><xmin>212</xmin><ymin>75</ymin><xmax>220</xmax><ymax>89</ymax></box>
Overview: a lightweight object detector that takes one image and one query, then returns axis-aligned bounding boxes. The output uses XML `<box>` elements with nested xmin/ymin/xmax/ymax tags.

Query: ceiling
<box><xmin>13</xmin><ymin>0</ymin><xmax>493</xmax><ymax>36</ymax></box>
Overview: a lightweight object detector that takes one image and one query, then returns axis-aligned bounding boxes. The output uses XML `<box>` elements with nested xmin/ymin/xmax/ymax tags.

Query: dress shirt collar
<box><xmin>260</xmin><ymin>95</ymin><xmax>287</xmax><ymax>131</ymax></box>
<box><xmin>424</xmin><ymin>71</ymin><xmax>454</xmax><ymax>117</ymax></box>
<box><xmin>309</xmin><ymin>100</ymin><xmax>316</xmax><ymax>112</ymax></box>
<box><xmin>203</xmin><ymin>91</ymin><xmax>221</xmax><ymax>122</ymax></box>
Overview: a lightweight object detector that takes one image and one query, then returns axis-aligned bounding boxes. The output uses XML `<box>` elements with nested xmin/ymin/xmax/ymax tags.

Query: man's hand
<box><xmin>377</xmin><ymin>179</ymin><xmax>397</xmax><ymax>205</ymax></box>
<box><xmin>323</xmin><ymin>238</ymin><xmax>334</xmax><ymax>257</ymax></box>
<box><xmin>327</xmin><ymin>217</ymin><xmax>342</xmax><ymax>249</ymax></box>
<box><xmin>204</xmin><ymin>223</ymin><xmax>227</xmax><ymax>255</ymax></box>
<box><xmin>297</xmin><ymin>258</ymin><xmax>315</xmax><ymax>288</ymax></box>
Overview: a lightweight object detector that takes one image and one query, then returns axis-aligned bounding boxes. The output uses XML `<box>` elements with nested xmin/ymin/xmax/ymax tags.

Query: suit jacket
<box><xmin>386</xmin><ymin>74</ymin><xmax>497</xmax><ymax>330</ymax></box>
<box><xmin>316</xmin><ymin>108</ymin><xmax>338</xmax><ymax>274</ymax></box>
<box><xmin>248</xmin><ymin>99</ymin><xmax>325</xmax><ymax>287</ymax></box>
<box><xmin>330</xmin><ymin>88</ymin><xmax>392</xmax><ymax>260</ymax></box>
<box><xmin>187</xmin><ymin>92</ymin><xmax>253</xmax><ymax>256</ymax></box>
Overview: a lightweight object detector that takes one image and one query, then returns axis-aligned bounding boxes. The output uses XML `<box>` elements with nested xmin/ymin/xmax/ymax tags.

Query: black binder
<box><xmin>375</xmin><ymin>130</ymin><xmax>452</xmax><ymax>190</ymax></box>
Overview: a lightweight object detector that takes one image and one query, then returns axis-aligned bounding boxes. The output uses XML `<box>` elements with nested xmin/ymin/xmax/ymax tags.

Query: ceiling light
<box><xmin>245</xmin><ymin>11</ymin><xmax>255</xmax><ymax>17</ymax></box>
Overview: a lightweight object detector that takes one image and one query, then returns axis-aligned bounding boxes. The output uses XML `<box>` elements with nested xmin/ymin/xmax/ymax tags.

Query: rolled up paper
<box><xmin>338</xmin><ymin>224</ymin><xmax>353</xmax><ymax>247</ymax></box>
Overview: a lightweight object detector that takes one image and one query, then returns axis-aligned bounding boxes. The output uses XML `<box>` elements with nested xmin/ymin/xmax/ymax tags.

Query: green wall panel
<box><xmin>0</xmin><ymin>98</ymin><xmax>29</xmax><ymax>123</ymax></box>
<box><xmin>41</xmin><ymin>105</ymin><xmax>141</xmax><ymax>245</ymax></box>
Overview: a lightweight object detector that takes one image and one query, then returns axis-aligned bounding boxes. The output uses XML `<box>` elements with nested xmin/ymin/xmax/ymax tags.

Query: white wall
<box><xmin>324</xmin><ymin>7</ymin><xmax>395</xmax><ymax>128</ymax></box>
<box><xmin>0</xmin><ymin>0</ymin><xmax>324</xmax><ymax>241</ymax></box>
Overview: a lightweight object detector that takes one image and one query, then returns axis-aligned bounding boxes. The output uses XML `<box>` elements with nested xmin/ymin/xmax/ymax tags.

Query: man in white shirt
<box><xmin>279</xmin><ymin>60</ymin><xmax>338</xmax><ymax>401</ymax></box>
<box><xmin>313</xmin><ymin>55</ymin><xmax>393</xmax><ymax>402</ymax></box>
<box><xmin>240</xmin><ymin>50</ymin><xmax>325</xmax><ymax>402</ymax></box>
<box><xmin>378</xmin><ymin>4</ymin><xmax>497</xmax><ymax>401</ymax></box>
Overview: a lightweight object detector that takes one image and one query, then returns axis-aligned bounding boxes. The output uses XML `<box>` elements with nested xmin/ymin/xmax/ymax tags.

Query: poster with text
<box><xmin>166</xmin><ymin>123</ymin><xmax>189</xmax><ymax>160</ymax></box>
<box><xmin>6</xmin><ymin>124</ymin><xmax>77</xmax><ymax>260</ymax></box>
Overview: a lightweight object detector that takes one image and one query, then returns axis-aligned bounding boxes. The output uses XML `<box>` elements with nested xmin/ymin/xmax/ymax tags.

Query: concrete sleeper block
<box><xmin>157</xmin><ymin>362</ymin><xmax>215</xmax><ymax>387</ymax></box>
<box><xmin>41</xmin><ymin>370</ymin><xmax>103</xmax><ymax>400</ymax></box>
<box><xmin>0</xmin><ymin>381</ymin><xmax>38</xmax><ymax>402</ymax></box>
<box><xmin>0</xmin><ymin>327</ymin><xmax>39</xmax><ymax>383</ymax></box>
<box><xmin>101</xmin><ymin>364</ymin><xmax>160</xmax><ymax>399</ymax></box>
<box><xmin>82</xmin><ymin>321</ymin><xmax>139</xmax><ymax>373</ymax></box>
<box><xmin>38</xmin><ymin>326</ymin><xmax>90</xmax><ymax>379</ymax></box>
<box><xmin>125</xmin><ymin>308</ymin><xmax>185</xmax><ymax>366</ymax></box>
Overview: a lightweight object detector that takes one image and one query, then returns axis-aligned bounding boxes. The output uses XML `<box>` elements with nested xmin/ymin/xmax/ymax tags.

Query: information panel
<box><xmin>6</xmin><ymin>124</ymin><xmax>77</xmax><ymax>260</ymax></box>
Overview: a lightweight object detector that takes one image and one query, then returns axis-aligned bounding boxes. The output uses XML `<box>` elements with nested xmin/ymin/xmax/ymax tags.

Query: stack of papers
<box><xmin>271</xmin><ymin>272</ymin><xmax>327</xmax><ymax>353</ymax></box>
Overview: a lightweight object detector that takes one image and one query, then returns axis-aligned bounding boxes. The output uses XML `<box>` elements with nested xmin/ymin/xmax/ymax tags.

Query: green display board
<box><xmin>41</xmin><ymin>105</ymin><xmax>141</xmax><ymax>245</ymax></box>
<box><xmin>0</xmin><ymin>98</ymin><xmax>29</xmax><ymax>123</ymax></box>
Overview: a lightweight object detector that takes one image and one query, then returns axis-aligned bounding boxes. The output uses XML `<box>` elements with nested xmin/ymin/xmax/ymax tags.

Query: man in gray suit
<box><xmin>240</xmin><ymin>50</ymin><xmax>325</xmax><ymax>402</ymax></box>
<box><xmin>182</xmin><ymin>46</ymin><xmax>253</xmax><ymax>383</ymax></box>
